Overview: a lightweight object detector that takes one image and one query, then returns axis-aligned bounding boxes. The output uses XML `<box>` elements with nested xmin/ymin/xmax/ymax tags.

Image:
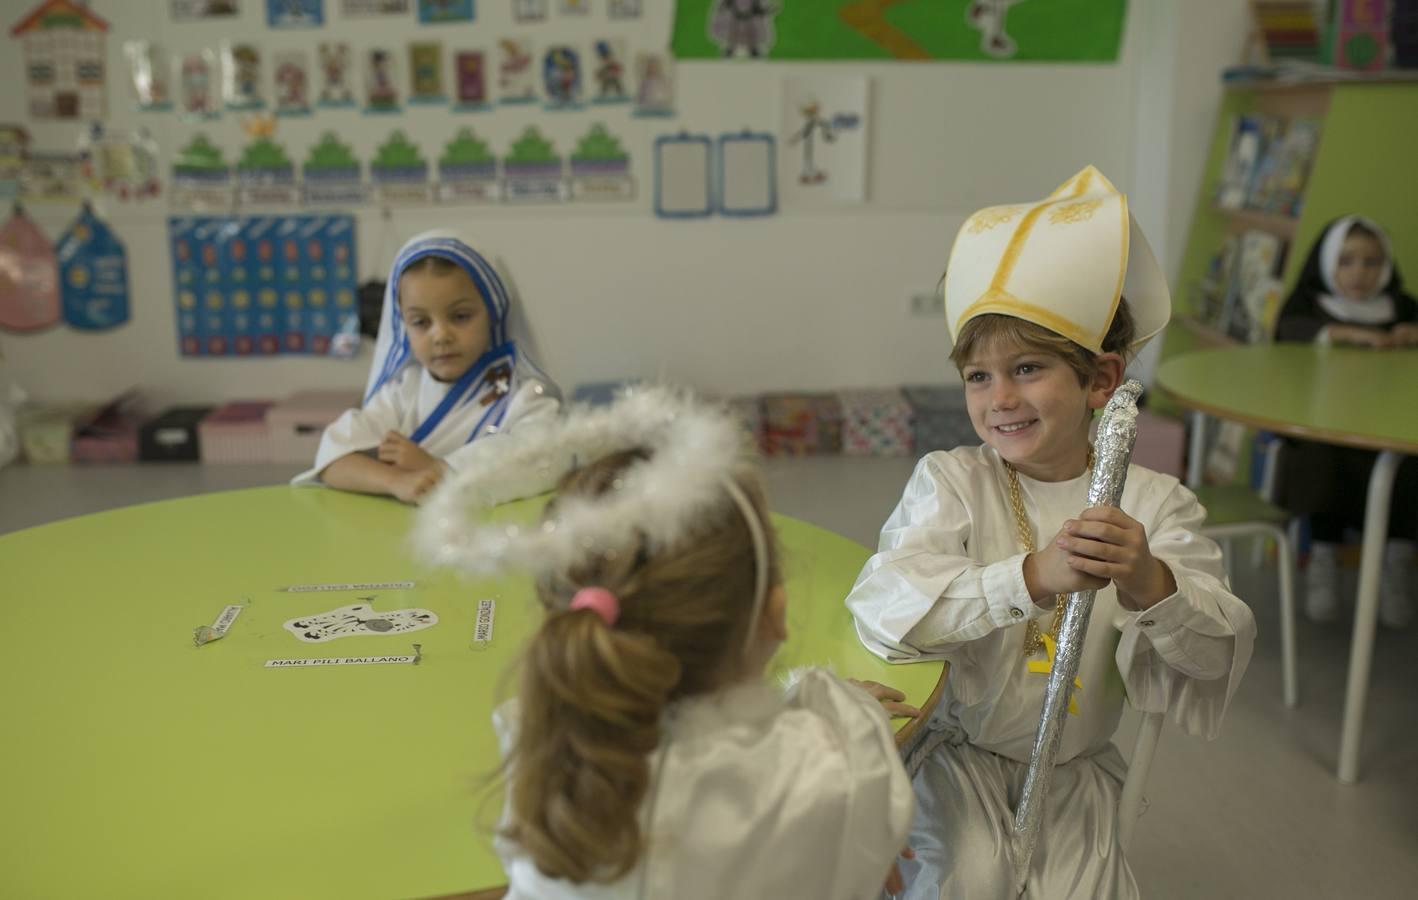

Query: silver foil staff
<box><xmin>1011</xmin><ymin>378</ymin><xmax>1143</xmax><ymax>896</ymax></box>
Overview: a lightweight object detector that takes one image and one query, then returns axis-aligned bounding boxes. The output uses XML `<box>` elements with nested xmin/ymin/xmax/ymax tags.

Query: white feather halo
<box><xmin>412</xmin><ymin>385</ymin><xmax>752</xmax><ymax>581</ymax></box>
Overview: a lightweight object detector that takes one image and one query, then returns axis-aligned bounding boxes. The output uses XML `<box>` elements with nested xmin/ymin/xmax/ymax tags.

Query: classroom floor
<box><xmin>2</xmin><ymin>457</ymin><xmax>1414</xmax><ymax>900</ymax></box>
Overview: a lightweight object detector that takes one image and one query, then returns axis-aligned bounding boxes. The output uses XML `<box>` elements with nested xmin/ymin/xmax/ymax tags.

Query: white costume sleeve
<box><xmin>1114</xmin><ymin>480</ymin><xmax>1257</xmax><ymax>740</ymax></box>
<box><xmin>290</xmin><ymin>377</ymin><xmax>411</xmax><ymax>486</ymax></box>
<box><xmin>846</xmin><ymin>453</ymin><xmax>1047</xmax><ymax>663</ymax></box>
<box><xmin>786</xmin><ymin>670</ymin><xmax>915</xmax><ymax>898</ymax></box>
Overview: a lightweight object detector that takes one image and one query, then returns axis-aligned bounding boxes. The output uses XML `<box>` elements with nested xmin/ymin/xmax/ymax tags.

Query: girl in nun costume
<box><xmin>293</xmin><ymin>230</ymin><xmax>561</xmax><ymax>502</ymax></box>
<box><xmin>1274</xmin><ymin>215</ymin><xmax>1418</xmax><ymax>627</ymax></box>
<box><xmin>847</xmin><ymin>167</ymin><xmax>1255</xmax><ymax>900</ymax></box>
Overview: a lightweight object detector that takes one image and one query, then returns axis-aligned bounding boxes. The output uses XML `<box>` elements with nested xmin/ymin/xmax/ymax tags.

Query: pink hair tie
<box><xmin>569</xmin><ymin>587</ymin><xmax>620</xmax><ymax>627</ymax></box>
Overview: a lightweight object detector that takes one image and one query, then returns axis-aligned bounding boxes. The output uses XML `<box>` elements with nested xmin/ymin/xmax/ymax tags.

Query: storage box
<box><xmin>839</xmin><ymin>388</ymin><xmax>914</xmax><ymax>457</ymax></box>
<box><xmin>902</xmin><ymin>385</ymin><xmax>978</xmax><ymax>453</ymax></box>
<box><xmin>726</xmin><ymin>396</ymin><xmax>764</xmax><ymax>453</ymax></box>
<box><xmin>17</xmin><ymin>404</ymin><xmax>85</xmax><ymax>464</ymax></box>
<box><xmin>761</xmin><ymin>393</ymin><xmax>843</xmax><ymax>456</ymax></box>
<box><xmin>70</xmin><ymin>393</ymin><xmax>148</xmax><ymax>464</ymax></box>
<box><xmin>199</xmin><ymin>400</ymin><xmax>275</xmax><ymax>464</ymax></box>
<box><xmin>267</xmin><ymin>390</ymin><xmax>359</xmax><ymax>465</ymax></box>
<box><xmin>140</xmin><ymin>406</ymin><xmax>212</xmax><ymax>463</ymax></box>
<box><xmin>1091</xmin><ymin>408</ymin><xmax>1186</xmax><ymax>479</ymax></box>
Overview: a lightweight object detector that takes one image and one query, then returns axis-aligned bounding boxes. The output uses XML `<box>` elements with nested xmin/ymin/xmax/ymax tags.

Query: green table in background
<box><xmin>0</xmin><ymin>487</ymin><xmax>941</xmax><ymax>900</ymax></box>
<box><xmin>1156</xmin><ymin>344</ymin><xmax>1418</xmax><ymax>784</ymax></box>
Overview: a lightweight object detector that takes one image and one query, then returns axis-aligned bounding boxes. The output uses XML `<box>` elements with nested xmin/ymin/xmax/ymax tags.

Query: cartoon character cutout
<box><xmin>709</xmin><ymin>0</ymin><xmax>779</xmax><ymax>59</ymax></box>
<box><xmin>318</xmin><ymin>43</ymin><xmax>354</xmax><ymax>105</ymax></box>
<box><xmin>593</xmin><ymin>40</ymin><xmax>626</xmax><ymax>101</ymax></box>
<box><xmin>543</xmin><ymin>46</ymin><xmax>580</xmax><ymax>106</ymax></box>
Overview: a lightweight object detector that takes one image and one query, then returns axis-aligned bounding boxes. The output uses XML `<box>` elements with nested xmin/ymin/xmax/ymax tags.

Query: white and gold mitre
<box><xmin>943</xmin><ymin>165</ymin><xmax>1171</xmax><ymax>353</ymax></box>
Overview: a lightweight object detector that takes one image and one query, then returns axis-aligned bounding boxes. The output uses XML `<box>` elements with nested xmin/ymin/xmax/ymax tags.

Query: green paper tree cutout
<box><xmin>572</xmin><ymin>123</ymin><xmax>628</xmax><ymax>162</ymax></box>
<box><xmin>305</xmin><ymin>132</ymin><xmax>361</xmax><ymax>170</ymax></box>
<box><xmin>238</xmin><ymin>137</ymin><xmax>293</xmax><ymax>171</ymax></box>
<box><xmin>440</xmin><ymin>128</ymin><xmax>495</xmax><ymax>166</ymax></box>
<box><xmin>372</xmin><ymin>131</ymin><xmax>425</xmax><ymax>169</ymax></box>
<box><xmin>506</xmin><ymin>127</ymin><xmax>559</xmax><ymax>164</ymax></box>
<box><xmin>174</xmin><ymin>134</ymin><xmax>228</xmax><ymax>173</ymax></box>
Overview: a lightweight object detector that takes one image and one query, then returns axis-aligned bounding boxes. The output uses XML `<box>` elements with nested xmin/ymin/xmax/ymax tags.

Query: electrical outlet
<box><xmin>910</xmin><ymin>292</ymin><xmax>944</xmax><ymax>316</ymax></box>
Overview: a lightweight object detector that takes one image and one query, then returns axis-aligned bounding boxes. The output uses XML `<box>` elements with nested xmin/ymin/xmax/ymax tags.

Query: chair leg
<box><xmin>1271</xmin><ymin>523</ymin><xmax>1300</xmax><ymax>708</ymax></box>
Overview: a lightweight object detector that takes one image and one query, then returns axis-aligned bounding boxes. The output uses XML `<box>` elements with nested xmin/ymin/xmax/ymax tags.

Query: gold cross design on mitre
<box><xmin>1047</xmin><ymin>198</ymin><xmax>1103</xmax><ymax>225</ymax></box>
<box><xmin>1026</xmin><ymin>632</ymin><xmax>1082</xmax><ymax>715</ymax></box>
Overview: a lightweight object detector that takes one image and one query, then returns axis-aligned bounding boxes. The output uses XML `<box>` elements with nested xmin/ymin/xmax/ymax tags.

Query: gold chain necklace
<box><xmin>1005</xmin><ymin>448</ymin><xmax>1094</xmax><ymax>658</ymax></box>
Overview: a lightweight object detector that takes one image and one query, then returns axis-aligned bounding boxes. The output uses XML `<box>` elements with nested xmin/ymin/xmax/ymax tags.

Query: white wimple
<box><xmin>413</xmin><ymin>385</ymin><xmax>750</xmax><ymax>581</ymax></box>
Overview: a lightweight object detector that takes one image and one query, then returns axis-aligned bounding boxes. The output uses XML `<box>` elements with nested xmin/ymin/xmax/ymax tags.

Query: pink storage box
<box><xmin>839</xmin><ymin>388</ymin><xmax>914</xmax><ymax>457</ymax></box>
<box><xmin>199</xmin><ymin>400</ymin><xmax>275</xmax><ymax>464</ymax></box>
<box><xmin>761</xmin><ymin>394</ymin><xmax>843</xmax><ymax>457</ymax></box>
<box><xmin>70</xmin><ymin>393</ymin><xmax>147</xmax><ymax>464</ymax></box>
<box><xmin>1090</xmin><ymin>408</ymin><xmax>1185</xmax><ymax>478</ymax></box>
<box><xmin>266</xmin><ymin>390</ymin><xmax>360</xmax><ymax>465</ymax></box>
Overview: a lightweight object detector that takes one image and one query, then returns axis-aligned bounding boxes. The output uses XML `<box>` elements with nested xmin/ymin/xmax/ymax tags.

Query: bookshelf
<box><xmin>1154</xmin><ymin>78</ymin><xmax>1418</xmax><ymax>483</ymax></box>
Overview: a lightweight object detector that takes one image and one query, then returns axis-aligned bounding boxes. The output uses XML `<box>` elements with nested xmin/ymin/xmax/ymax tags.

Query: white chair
<box><xmin>1187</xmin><ymin>411</ymin><xmax>1299</xmax><ymax>708</ymax></box>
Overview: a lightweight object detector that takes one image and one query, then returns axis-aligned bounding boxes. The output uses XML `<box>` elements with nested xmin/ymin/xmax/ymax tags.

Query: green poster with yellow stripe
<box><xmin>672</xmin><ymin>0</ymin><xmax>1129</xmax><ymax>62</ymax></box>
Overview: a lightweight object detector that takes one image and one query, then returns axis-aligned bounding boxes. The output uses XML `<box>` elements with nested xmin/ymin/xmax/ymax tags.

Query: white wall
<box><xmin>0</xmin><ymin>0</ymin><xmax>1246</xmax><ymax>406</ymax></box>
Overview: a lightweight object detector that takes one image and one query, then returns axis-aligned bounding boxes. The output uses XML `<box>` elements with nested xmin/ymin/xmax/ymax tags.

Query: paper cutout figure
<box><xmin>966</xmin><ymin>0</ymin><xmax>1028</xmax><ymax>58</ymax></box>
<box><xmin>453</xmin><ymin>51</ymin><xmax>487</xmax><ymax>108</ymax></box>
<box><xmin>125</xmin><ymin>41</ymin><xmax>171</xmax><ymax>111</ymax></box>
<box><xmin>633</xmin><ymin>52</ymin><xmax>674</xmax><ymax>116</ymax></box>
<box><xmin>77</xmin><ymin>124</ymin><xmax>161</xmax><ymax>202</ymax></box>
<box><xmin>317</xmin><ymin>43</ymin><xmax>355</xmax><ymax>106</ymax></box>
<box><xmin>176</xmin><ymin>49</ymin><xmax>219</xmax><ymax>119</ymax></box>
<box><xmin>57</xmin><ymin>203</ymin><xmax>129</xmax><ymax>330</ymax></box>
<box><xmin>543</xmin><ymin>46</ymin><xmax>581</xmax><ymax>107</ymax></box>
<box><xmin>284</xmin><ymin>601</ymin><xmax>438</xmax><ymax>643</ymax></box>
<box><xmin>408</xmin><ymin>42</ymin><xmax>445</xmax><ymax>102</ymax></box>
<box><xmin>365</xmin><ymin>48</ymin><xmax>400</xmax><ymax>112</ymax></box>
<box><xmin>709</xmin><ymin>0</ymin><xmax>779</xmax><ymax>58</ymax></box>
<box><xmin>273</xmin><ymin>50</ymin><xmax>312</xmax><ymax>115</ymax></box>
<box><xmin>0</xmin><ymin>206</ymin><xmax>59</xmax><ymax>332</ymax></box>
<box><xmin>503</xmin><ymin>126</ymin><xmax>565</xmax><ymax>203</ymax></box>
<box><xmin>11</xmin><ymin>0</ymin><xmax>110</xmax><ymax>120</ymax></box>
<box><xmin>221</xmin><ymin>42</ymin><xmax>264</xmax><ymax>109</ymax></box>
<box><xmin>592</xmin><ymin>39</ymin><xmax>628</xmax><ymax>102</ymax></box>
<box><xmin>498</xmin><ymin>38</ymin><xmax>537</xmax><ymax>103</ymax></box>
<box><xmin>570</xmin><ymin>123</ymin><xmax>633</xmax><ymax>201</ymax></box>
<box><xmin>303</xmin><ymin>132</ymin><xmax>366</xmax><ymax>205</ymax></box>
<box><xmin>438</xmin><ymin>128</ymin><xmax>499</xmax><ymax>202</ymax></box>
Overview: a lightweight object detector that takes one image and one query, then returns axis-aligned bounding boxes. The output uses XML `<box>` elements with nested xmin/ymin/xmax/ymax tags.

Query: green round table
<box><xmin>1156</xmin><ymin>344</ymin><xmax>1418</xmax><ymax>784</ymax></box>
<box><xmin>0</xmin><ymin>487</ymin><xmax>942</xmax><ymax>900</ymax></box>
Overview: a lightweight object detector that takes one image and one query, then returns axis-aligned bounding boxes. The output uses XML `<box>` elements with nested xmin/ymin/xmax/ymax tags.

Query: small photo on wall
<box><xmin>559</xmin><ymin>0</ymin><xmax>589</xmax><ymax>15</ymax></box>
<box><xmin>341</xmin><ymin>0</ymin><xmax>410</xmax><ymax>15</ymax></box>
<box><xmin>608</xmin><ymin>0</ymin><xmax>640</xmax><ymax>18</ymax></box>
<box><xmin>498</xmin><ymin>38</ymin><xmax>537</xmax><ymax>104</ymax></box>
<box><xmin>267</xmin><ymin>0</ymin><xmax>325</xmax><ymax>27</ymax></box>
<box><xmin>125</xmin><ymin>42</ymin><xmax>172</xmax><ymax>111</ymax></box>
<box><xmin>418</xmin><ymin>0</ymin><xmax>473</xmax><ymax>23</ymax></box>
<box><xmin>171</xmin><ymin>0</ymin><xmax>240</xmax><ymax>20</ymax></box>
<box><xmin>512</xmin><ymin>0</ymin><xmax>546</xmax><ymax>21</ymax></box>
<box><xmin>365</xmin><ymin>48</ymin><xmax>401</xmax><ymax>112</ymax></box>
